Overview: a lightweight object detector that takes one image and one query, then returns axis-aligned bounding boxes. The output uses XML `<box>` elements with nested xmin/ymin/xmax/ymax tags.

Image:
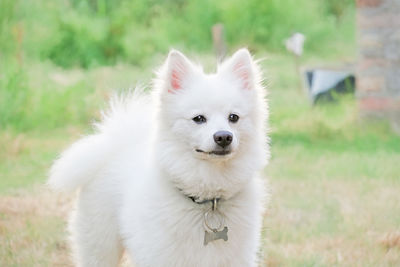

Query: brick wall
<box><xmin>356</xmin><ymin>0</ymin><xmax>400</xmax><ymax>128</ymax></box>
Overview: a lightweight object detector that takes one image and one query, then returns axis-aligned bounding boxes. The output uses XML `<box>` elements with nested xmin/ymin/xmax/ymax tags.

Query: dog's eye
<box><xmin>228</xmin><ymin>114</ymin><xmax>239</xmax><ymax>123</ymax></box>
<box><xmin>192</xmin><ymin>115</ymin><xmax>207</xmax><ymax>124</ymax></box>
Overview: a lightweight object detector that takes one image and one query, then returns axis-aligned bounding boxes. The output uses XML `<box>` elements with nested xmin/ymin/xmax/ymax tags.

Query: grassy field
<box><xmin>1</xmin><ymin>51</ymin><xmax>400</xmax><ymax>266</ymax></box>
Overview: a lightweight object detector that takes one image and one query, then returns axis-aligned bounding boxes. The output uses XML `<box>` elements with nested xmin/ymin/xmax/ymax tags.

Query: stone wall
<box><xmin>356</xmin><ymin>0</ymin><xmax>400</xmax><ymax>128</ymax></box>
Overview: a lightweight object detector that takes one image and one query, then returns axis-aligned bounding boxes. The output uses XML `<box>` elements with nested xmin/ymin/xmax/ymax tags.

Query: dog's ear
<box><xmin>165</xmin><ymin>50</ymin><xmax>194</xmax><ymax>93</ymax></box>
<box><xmin>222</xmin><ymin>48</ymin><xmax>254</xmax><ymax>90</ymax></box>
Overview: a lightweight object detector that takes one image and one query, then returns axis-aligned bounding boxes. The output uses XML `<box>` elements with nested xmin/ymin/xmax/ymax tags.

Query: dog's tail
<box><xmin>47</xmin><ymin>133</ymin><xmax>111</xmax><ymax>192</ymax></box>
<box><xmin>48</xmin><ymin>87</ymin><xmax>151</xmax><ymax>192</ymax></box>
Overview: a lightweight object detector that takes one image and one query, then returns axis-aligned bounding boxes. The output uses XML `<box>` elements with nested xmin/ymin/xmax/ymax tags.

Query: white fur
<box><xmin>48</xmin><ymin>49</ymin><xmax>269</xmax><ymax>267</ymax></box>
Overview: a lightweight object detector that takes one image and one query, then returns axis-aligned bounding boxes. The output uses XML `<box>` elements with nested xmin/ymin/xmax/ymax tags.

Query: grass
<box><xmin>1</xmin><ymin>52</ymin><xmax>400</xmax><ymax>266</ymax></box>
<box><xmin>0</xmin><ymin>188</ymin><xmax>73</xmax><ymax>266</ymax></box>
<box><xmin>264</xmin><ymin>180</ymin><xmax>400</xmax><ymax>266</ymax></box>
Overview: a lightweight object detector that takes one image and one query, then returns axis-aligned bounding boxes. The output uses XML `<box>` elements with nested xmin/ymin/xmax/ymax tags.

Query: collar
<box><xmin>177</xmin><ymin>188</ymin><xmax>222</xmax><ymax>205</ymax></box>
<box><xmin>189</xmin><ymin>196</ymin><xmax>221</xmax><ymax>206</ymax></box>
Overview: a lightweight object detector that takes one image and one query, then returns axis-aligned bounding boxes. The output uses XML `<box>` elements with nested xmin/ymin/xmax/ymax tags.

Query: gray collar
<box><xmin>177</xmin><ymin>188</ymin><xmax>221</xmax><ymax>205</ymax></box>
<box><xmin>189</xmin><ymin>196</ymin><xmax>221</xmax><ymax>206</ymax></box>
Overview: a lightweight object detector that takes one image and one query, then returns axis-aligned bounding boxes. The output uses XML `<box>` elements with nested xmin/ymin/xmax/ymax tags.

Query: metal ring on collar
<box><xmin>204</xmin><ymin>209</ymin><xmax>224</xmax><ymax>232</ymax></box>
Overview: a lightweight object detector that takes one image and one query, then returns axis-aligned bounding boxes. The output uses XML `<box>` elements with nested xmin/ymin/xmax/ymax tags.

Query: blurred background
<box><xmin>0</xmin><ymin>0</ymin><xmax>399</xmax><ymax>266</ymax></box>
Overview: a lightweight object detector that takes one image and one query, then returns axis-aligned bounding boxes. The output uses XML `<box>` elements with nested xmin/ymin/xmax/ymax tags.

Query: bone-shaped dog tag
<box><xmin>204</xmin><ymin>226</ymin><xmax>228</xmax><ymax>246</ymax></box>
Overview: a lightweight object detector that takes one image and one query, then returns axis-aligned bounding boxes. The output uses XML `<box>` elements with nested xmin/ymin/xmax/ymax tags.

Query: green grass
<box><xmin>0</xmin><ymin>130</ymin><xmax>69</xmax><ymax>193</ymax></box>
<box><xmin>0</xmin><ymin>61</ymin><xmax>155</xmax><ymax>132</ymax></box>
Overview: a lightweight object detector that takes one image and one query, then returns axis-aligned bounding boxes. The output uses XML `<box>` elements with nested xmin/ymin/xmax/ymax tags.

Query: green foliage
<box><xmin>221</xmin><ymin>0</ymin><xmax>355</xmax><ymax>53</ymax></box>
<box><xmin>0</xmin><ymin>0</ymin><xmax>355</xmax><ymax>68</ymax></box>
<box><xmin>0</xmin><ymin>0</ymin><xmax>18</xmax><ymax>57</ymax></box>
<box><xmin>323</xmin><ymin>0</ymin><xmax>355</xmax><ymax>23</ymax></box>
<box><xmin>46</xmin><ymin>15</ymin><xmax>125</xmax><ymax>68</ymax></box>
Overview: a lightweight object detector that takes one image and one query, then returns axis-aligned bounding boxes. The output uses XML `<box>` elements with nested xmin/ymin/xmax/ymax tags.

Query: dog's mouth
<box><xmin>195</xmin><ymin>149</ymin><xmax>231</xmax><ymax>156</ymax></box>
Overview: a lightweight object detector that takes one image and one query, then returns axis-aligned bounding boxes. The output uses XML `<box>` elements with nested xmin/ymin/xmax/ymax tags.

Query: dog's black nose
<box><xmin>213</xmin><ymin>131</ymin><xmax>233</xmax><ymax>148</ymax></box>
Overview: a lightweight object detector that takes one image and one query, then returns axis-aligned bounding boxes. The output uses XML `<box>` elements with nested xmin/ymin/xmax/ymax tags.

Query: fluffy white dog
<box><xmin>48</xmin><ymin>48</ymin><xmax>269</xmax><ymax>267</ymax></box>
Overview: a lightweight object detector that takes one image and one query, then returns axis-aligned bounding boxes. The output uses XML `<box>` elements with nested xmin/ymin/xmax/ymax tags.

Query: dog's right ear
<box><xmin>164</xmin><ymin>50</ymin><xmax>194</xmax><ymax>93</ymax></box>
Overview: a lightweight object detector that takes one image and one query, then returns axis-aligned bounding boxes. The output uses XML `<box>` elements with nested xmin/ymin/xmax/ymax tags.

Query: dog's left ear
<box><xmin>222</xmin><ymin>48</ymin><xmax>255</xmax><ymax>90</ymax></box>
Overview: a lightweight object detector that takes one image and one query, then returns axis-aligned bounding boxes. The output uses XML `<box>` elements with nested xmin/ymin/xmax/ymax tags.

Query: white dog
<box><xmin>48</xmin><ymin>48</ymin><xmax>269</xmax><ymax>267</ymax></box>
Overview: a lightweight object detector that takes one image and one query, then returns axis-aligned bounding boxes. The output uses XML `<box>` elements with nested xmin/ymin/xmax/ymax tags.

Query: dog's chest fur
<box><xmin>119</xmin><ymin>175</ymin><xmax>263</xmax><ymax>267</ymax></box>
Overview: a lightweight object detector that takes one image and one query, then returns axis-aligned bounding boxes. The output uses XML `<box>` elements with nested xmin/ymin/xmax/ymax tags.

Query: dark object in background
<box><xmin>304</xmin><ymin>69</ymin><xmax>355</xmax><ymax>104</ymax></box>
